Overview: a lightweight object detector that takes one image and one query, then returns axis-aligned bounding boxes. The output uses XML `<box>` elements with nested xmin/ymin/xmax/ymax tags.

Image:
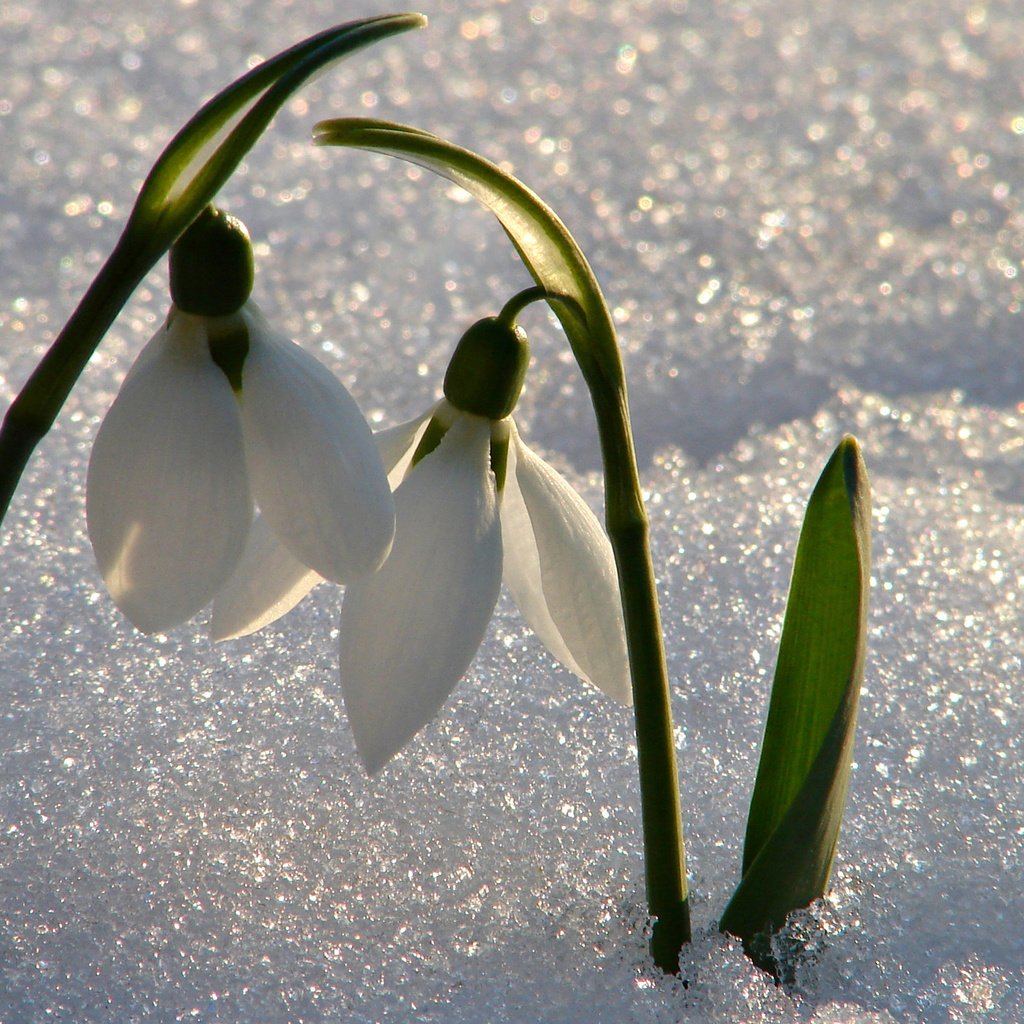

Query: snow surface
<box><xmin>2</xmin><ymin>0</ymin><xmax>1023</xmax><ymax>1020</ymax></box>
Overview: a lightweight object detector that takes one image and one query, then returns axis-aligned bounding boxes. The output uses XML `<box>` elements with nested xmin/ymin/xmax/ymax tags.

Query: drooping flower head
<box><xmin>87</xmin><ymin>206</ymin><xmax>395</xmax><ymax>632</ymax></box>
<box><xmin>338</xmin><ymin>302</ymin><xmax>632</xmax><ymax>771</ymax></box>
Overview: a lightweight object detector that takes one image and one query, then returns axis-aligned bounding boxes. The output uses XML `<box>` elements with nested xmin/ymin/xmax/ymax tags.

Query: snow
<box><xmin>2</xmin><ymin>0</ymin><xmax>1022</xmax><ymax>1020</ymax></box>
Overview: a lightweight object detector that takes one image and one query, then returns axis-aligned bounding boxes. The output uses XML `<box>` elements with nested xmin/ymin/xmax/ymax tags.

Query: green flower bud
<box><xmin>170</xmin><ymin>206</ymin><xmax>254</xmax><ymax>316</ymax></box>
<box><xmin>443</xmin><ymin>316</ymin><xmax>530</xmax><ymax>421</ymax></box>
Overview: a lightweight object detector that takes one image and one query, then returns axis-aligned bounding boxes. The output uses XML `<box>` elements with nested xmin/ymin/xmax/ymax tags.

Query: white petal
<box><xmin>339</xmin><ymin>414</ymin><xmax>502</xmax><ymax>773</ymax></box>
<box><xmin>373</xmin><ymin>409</ymin><xmax>434</xmax><ymax>488</ymax></box>
<box><xmin>210</xmin><ymin>515</ymin><xmax>321</xmax><ymax>640</ymax></box>
<box><xmin>86</xmin><ymin>315</ymin><xmax>251</xmax><ymax>632</ymax></box>
<box><xmin>500</xmin><ymin>425</ymin><xmax>631</xmax><ymax>703</ymax></box>
<box><xmin>208</xmin><ymin>408</ymin><xmax>434</xmax><ymax>642</ymax></box>
<box><xmin>237</xmin><ymin>304</ymin><xmax>396</xmax><ymax>583</ymax></box>
<box><xmin>119</xmin><ymin>309</ymin><xmax>175</xmax><ymax>386</ymax></box>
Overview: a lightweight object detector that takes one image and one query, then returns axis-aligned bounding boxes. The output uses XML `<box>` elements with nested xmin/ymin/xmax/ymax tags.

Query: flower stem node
<box><xmin>442</xmin><ymin>316</ymin><xmax>529</xmax><ymax>420</ymax></box>
<box><xmin>170</xmin><ymin>206</ymin><xmax>255</xmax><ymax>317</ymax></box>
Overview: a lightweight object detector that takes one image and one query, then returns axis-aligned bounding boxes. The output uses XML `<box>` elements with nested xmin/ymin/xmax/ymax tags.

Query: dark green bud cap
<box><xmin>170</xmin><ymin>206</ymin><xmax>254</xmax><ymax>316</ymax></box>
<box><xmin>443</xmin><ymin>317</ymin><xmax>530</xmax><ymax>420</ymax></box>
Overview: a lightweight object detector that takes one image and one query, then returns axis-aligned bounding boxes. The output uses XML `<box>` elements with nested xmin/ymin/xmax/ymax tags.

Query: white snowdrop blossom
<box><xmin>209</xmin><ymin>309</ymin><xmax>631</xmax><ymax>772</ymax></box>
<box><xmin>87</xmin><ymin>209</ymin><xmax>395</xmax><ymax>633</ymax></box>
<box><xmin>338</xmin><ymin>400</ymin><xmax>632</xmax><ymax>773</ymax></box>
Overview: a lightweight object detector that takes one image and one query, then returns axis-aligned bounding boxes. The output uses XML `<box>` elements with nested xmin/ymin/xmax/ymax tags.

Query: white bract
<box><xmin>86</xmin><ymin>302</ymin><xmax>395</xmax><ymax>633</ymax></box>
<box><xmin>212</xmin><ymin>396</ymin><xmax>632</xmax><ymax>773</ymax></box>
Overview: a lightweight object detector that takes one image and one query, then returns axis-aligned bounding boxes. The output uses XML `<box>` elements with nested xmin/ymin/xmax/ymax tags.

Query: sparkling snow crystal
<box><xmin>2</xmin><ymin>1</ymin><xmax>1022</xmax><ymax>1021</ymax></box>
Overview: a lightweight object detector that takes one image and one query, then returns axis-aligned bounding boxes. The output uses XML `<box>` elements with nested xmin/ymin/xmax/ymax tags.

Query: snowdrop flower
<box><xmin>211</xmin><ymin>309</ymin><xmax>632</xmax><ymax>770</ymax></box>
<box><xmin>87</xmin><ymin>206</ymin><xmax>395</xmax><ymax>633</ymax></box>
<box><xmin>342</xmin><ymin>311</ymin><xmax>632</xmax><ymax>771</ymax></box>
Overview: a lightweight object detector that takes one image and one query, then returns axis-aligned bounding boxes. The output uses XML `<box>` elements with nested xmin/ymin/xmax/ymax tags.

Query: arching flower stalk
<box><xmin>314</xmin><ymin>120</ymin><xmax>691</xmax><ymax>971</ymax></box>
<box><xmin>0</xmin><ymin>16</ymin><xmax>425</xmax><ymax>529</ymax></box>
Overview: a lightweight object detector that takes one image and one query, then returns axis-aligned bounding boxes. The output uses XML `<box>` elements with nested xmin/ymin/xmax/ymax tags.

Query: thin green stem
<box><xmin>498</xmin><ymin>285</ymin><xmax>549</xmax><ymax>326</ymax></box>
<box><xmin>618</xmin><ymin>522</ymin><xmax>692</xmax><ymax>966</ymax></box>
<box><xmin>0</xmin><ymin>229</ymin><xmax>157</xmax><ymax>523</ymax></box>
<box><xmin>501</xmin><ymin>286</ymin><xmax>690</xmax><ymax>966</ymax></box>
<box><xmin>585</xmin><ymin>365</ymin><xmax>691</xmax><ymax>971</ymax></box>
<box><xmin>311</xmin><ymin>119</ymin><xmax>697</xmax><ymax>969</ymax></box>
<box><xmin>492</xmin><ymin>284</ymin><xmax>691</xmax><ymax>967</ymax></box>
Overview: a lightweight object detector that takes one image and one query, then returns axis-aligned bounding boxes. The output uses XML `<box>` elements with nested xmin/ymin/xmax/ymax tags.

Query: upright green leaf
<box><xmin>0</xmin><ymin>14</ymin><xmax>426</xmax><ymax>525</ymax></box>
<box><xmin>314</xmin><ymin>118</ymin><xmax>691</xmax><ymax>972</ymax></box>
<box><xmin>720</xmin><ymin>435</ymin><xmax>871</xmax><ymax>974</ymax></box>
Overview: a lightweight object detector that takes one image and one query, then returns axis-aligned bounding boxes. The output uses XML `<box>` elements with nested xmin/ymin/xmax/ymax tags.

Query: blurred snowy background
<box><xmin>2</xmin><ymin>0</ymin><xmax>1023</xmax><ymax>1020</ymax></box>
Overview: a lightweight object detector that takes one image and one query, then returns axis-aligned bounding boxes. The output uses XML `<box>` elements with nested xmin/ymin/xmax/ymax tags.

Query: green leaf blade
<box><xmin>720</xmin><ymin>436</ymin><xmax>871</xmax><ymax>965</ymax></box>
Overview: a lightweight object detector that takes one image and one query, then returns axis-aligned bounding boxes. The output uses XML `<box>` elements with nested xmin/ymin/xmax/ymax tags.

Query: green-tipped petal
<box><xmin>374</xmin><ymin>409</ymin><xmax>436</xmax><ymax>488</ymax></box>
<box><xmin>339</xmin><ymin>414</ymin><xmax>502</xmax><ymax>774</ymax></box>
<box><xmin>720</xmin><ymin>436</ymin><xmax>871</xmax><ymax>971</ymax></box>
<box><xmin>501</xmin><ymin>425</ymin><xmax>631</xmax><ymax>703</ymax></box>
<box><xmin>86</xmin><ymin>315</ymin><xmax>252</xmax><ymax>632</ymax></box>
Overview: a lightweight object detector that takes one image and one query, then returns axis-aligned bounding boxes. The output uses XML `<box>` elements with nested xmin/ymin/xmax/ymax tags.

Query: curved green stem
<box><xmin>0</xmin><ymin>228</ymin><xmax>158</xmax><ymax>521</ymax></box>
<box><xmin>315</xmin><ymin>119</ymin><xmax>691</xmax><ymax>970</ymax></box>
<box><xmin>0</xmin><ymin>14</ymin><xmax>426</xmax><ymax>528</ymax></box>
<box><xmin>498</xmin><ymin>285</ymin><xmax>550</xmax><ymax>326</ymax></box>
<box><xmin>574</xmin><ymin>338</ymin><xmax>690</xmax><ymax>969</ymax></box>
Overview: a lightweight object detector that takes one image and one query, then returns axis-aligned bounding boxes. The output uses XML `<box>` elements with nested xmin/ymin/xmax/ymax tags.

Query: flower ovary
<box><xmin>443</xmin><ymin>317</ymin><xmax>529</xmax><ymax>420</ymax></box>
<box><xmin>170</xmin><ymin>205</ymin><xmax>254</xmax><ymax>316</ymax></box>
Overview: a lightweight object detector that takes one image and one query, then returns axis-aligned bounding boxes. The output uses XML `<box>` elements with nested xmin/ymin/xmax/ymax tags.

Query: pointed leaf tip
<box><xmin>838</xmin><ymin>434</ymin><xmax>871</xmax><ymax>537</ymax></box>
